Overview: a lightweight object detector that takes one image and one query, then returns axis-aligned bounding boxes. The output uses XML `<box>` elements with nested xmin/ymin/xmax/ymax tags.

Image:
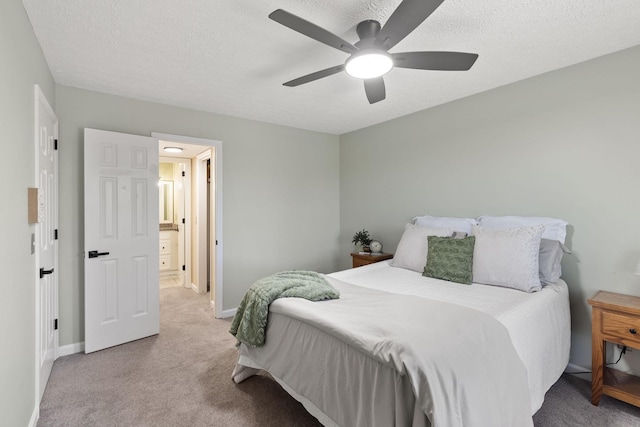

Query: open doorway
<box><xmin>158</xmin><ymin>157</ymin><xmax>190</xmax><ymax>289</ymax></box>
<box><xmin>153</xmin><ymin>133</ymin><xmax>224</xmax><ymax>318</ymax></box>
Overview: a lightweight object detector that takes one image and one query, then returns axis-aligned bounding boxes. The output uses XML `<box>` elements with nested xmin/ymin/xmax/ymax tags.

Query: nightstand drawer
<box><xmin>601</xmin><ymin>310</ymin><xmax>640</xmax><ymax>346</ymax></box>
<box><xmin>351</xmin><ymin>252</ymin><xmax>393</xmax><ymax>268</ymax></box>
<box><xmin>353</xmin><ymin>257</ymin><xmax>370</xmax><ymax>268</ymax></box>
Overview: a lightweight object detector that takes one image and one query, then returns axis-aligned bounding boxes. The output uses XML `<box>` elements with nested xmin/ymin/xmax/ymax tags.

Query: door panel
<box><xmin>36</xmin><ymin>86</ymin><xmax>58</xmax><ymax>401</ymax></box>
<box><xmin>84</xmin><ymin>128</ymin><xmax>159</xmax><ymax>353</ymax></box>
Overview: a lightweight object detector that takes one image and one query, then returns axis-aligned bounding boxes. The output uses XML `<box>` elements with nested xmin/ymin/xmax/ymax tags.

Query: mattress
<box><xmin>234</xmin><ymin>261</ymin><xmax>571</xmax><ymax>425</ymax></box>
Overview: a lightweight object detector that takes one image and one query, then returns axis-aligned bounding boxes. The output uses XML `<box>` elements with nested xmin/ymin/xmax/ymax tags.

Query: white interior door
<box><xmin>84</xmin><ymin>128</ymin><xmax>159</xmax><ymax>353</ymax></box>
<box><xmin>35</xmin><ymin>85</ymin><xmax>58</xmax><ymax>401</ymax></box>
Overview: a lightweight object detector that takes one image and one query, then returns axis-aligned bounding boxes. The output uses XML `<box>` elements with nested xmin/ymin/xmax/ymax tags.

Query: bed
<box><xmin>231</xmin><ymin>216</ymin><xmax>571</xmax><ymax>427</ymax></box>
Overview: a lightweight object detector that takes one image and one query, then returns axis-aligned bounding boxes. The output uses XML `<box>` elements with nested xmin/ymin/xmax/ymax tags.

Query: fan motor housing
<box><xmin>356</xmin><ymin>20</ymin><xmax>381</xmax><ymax>41</ymax></box>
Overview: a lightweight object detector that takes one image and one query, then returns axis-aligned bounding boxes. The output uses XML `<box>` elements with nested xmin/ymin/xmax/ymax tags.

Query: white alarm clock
<box><xmin>370</xmin><ymin>240</ymin><xmax>382</xmax><ymax>253</ymax></box>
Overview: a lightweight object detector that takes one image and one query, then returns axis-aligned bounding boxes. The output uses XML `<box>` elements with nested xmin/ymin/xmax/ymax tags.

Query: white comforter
<box><xmin>233</xmin><ymin>262</ymin><xmax>571</xmax><ymax>426</ymax></box>
<box><xmin>330</xmin><ymin>261</ymin><xmax>571</xmax><ymax>414</ymax></box>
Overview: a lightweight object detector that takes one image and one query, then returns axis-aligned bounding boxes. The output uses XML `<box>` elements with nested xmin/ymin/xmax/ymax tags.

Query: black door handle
<box><xmin>40</xmin><ymin>268</ymin><xmax>54</xmax><ymax>279</ymax></box>
<box><xmin>88</xmin><ymin>250</ymin><xmax>110</xmax><ymax>258</ymax></box>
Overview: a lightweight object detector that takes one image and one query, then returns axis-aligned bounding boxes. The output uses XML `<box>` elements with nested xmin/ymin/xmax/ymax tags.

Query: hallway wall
<box><xmin>55</xmin><ymin>85</ymin><xmax>341</xmax><ymax>347</ymax></box>
<box><xmin>0</xmin><ymin>0</ymin><xmax>56</xmax><ymax>424</ymax></box>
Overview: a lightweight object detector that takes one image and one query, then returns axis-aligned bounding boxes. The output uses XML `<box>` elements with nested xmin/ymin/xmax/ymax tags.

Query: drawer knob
<box><xmin>630</xmin><ymin>328</ymin><xmax>637</xmax><ymax>335</ymax></box>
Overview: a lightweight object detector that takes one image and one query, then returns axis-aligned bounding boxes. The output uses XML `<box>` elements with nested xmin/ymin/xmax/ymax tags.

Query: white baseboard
<box><xmin>58</xmin><ymin>341</ymin><xmax>84</xmax><ymax>357</ymax></box>
<box><xmin>564</xmin><ymin>362</ymin><xmax>591</xmax><ymax>381</ymax></box>
<box><xmin>28</xmin><ymin>405</ymin><xmax>38</xmax><ymax>427</ymax></box>
<box><xmin>210</xmin><ymin>299</ymin><xmax>236</xmax><ymax>318</ymax></box>
<box><xmin>221</xmin><ymin>307</ymin><xmax>237</xmax><ymax>318</ymax></box>
<box><xmin>159</xmin><ymin>270</ymin><xmax>178</xmax><ymax>277</ymax></box>
<box><xmin>191</xmin><ymin>282</ymin><xmax>199</xmax><ymax>292</ymax></box>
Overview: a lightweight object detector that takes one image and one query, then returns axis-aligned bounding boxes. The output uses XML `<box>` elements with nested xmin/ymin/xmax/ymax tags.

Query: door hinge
<box><xmin>54</xmin><ymin>139</ymin><xmax>58</xmax><ymax>150</ymax></box>
<box><xmin>54</xmin><ymin>229</ymin><xmax>58</xmax><ymax>240</ymax></box>
<box><xmin>54</xmin><ymin>319</ymin><xmax>58</xmax><ymax>330</ymax></box>
<box><xmin>182</xmin><ymin>218</ymin><xmax>185</xmax><ymax>224</ymax></box>
<box><xmin>182</xmin><ymin>171</ymin><xmax>185</xmax><ymax>177</ymax></box>
<box><xmin>216</xmin><ymin>240</ymin><xmax>218</xmax><ymax>245</ymax></box>
<box><xmin>182</xmin><ymin>265</ymin><xmax>186</xmax><ymax>271</ymax></box>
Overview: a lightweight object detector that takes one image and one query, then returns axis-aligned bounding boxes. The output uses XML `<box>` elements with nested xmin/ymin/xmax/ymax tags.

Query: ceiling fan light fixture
<box><xmin>345</xmin><ymin>51</ymin><xmax>393</xmax><ymax>79</ymax></box>
<box><xmin>270</xmin><ymin>3</ymin><xmax>478</xmax><ymax>104</ymax></box>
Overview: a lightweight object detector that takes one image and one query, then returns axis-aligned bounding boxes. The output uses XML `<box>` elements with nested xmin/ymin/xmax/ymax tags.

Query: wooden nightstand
<box><xmin>351</xmin><ymin>252</ymin><xmax>393</xmax><ymax>268</ymax></box>
<box><xmin>589</xmin><ymin>291</ymin><xmax>640</xmax><ymax>408</ymax></box>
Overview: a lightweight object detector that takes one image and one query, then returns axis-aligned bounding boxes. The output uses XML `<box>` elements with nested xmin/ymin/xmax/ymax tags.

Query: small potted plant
<box><xmin>352</xmin><ymin>229</ymin><xmax>372</xmax><ymax>252</ymax></box>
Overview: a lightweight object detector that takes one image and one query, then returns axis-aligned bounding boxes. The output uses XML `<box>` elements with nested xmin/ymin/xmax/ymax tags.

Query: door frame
<box><xmin>196</xmin><ymin>149</ymin><xmax>211</xmax><ymax>296</ymax></box>
<box><xmin>33</xmin><ymin>84</ymin><xmax>58</xmax><ymax>406</ymax></box>
<box><xmin>151</xmin><ymin>132</ymin><xmax>224</xmax><ymax>318</ymax></box>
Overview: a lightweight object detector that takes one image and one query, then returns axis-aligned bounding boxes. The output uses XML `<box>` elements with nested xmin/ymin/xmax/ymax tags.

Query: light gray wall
<box><xmin>0</xmin><ymin>0</ymin><xmax>56</xmax><ymax>424</ymax></box>
<box><xmin>55</xmin><ymin>85</ymin><xmax>341</xmax><ymax>347</ymax></box>
<box><xmin>340</xmin><ymin>45</ymin><xmax>640</xmax><ymax>371</ymax></box>
<box><xmin>5</xmin><ymin>0</ymin><xmax>638</xmax><ymax>418</ymax></box>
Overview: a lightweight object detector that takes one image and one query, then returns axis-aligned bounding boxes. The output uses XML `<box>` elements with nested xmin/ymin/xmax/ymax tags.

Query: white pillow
<box><xmin>390</xmin><ymin>224</ymin><xmax>454</xmax><ymax>272</ymax></box>
<box><xmin>413</xmin><ymin>215</ymin><xmax>477</xmax><ymax>235</ymax></box>
<box><xmin>477</xmin><ymin>215</ymin><xmax>569</xmax><ymax>244</ymax></box>
<box><xmin>472</xmin><ymin>225</ymin><xmax>544</xmax><ymax>292</ymax></box>
<box><xmin>539</xmin><ymin>239</ymin><xmax>570</xmax><ymax>285</ymax></box>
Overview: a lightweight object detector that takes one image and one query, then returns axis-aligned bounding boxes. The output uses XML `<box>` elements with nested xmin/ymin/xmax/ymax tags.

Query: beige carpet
<box><xmin>38</xmin><ymin>287</ymin><xmax>640</xmax><ymax>426</ymax></box>
<box><xmin>159</xmin><ymin>274</ymin><xmax>182</xmax><ymax>289</ymax></box>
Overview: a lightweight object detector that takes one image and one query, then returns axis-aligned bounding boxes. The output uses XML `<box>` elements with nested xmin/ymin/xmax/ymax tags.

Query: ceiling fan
<box><xmin>269</xmin><ymin>0</ymin><xmax>478</xmax><ymax>104</ymax></box>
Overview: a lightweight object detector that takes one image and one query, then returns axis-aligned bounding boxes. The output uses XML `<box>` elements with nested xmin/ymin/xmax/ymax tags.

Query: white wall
<box><xmin>339</xmin><ymin>45</ymin><xmax>640</xmax><ymax>372</ymax></box>
<box><xmin>0</xmin><ymin>0</ymin><xmax>56</xmax><ymax>424</ymax></box>
<box><xmin>55</xmin><ymin>85</ymin><xmax>341</xmax><ymax>347</ymax></box>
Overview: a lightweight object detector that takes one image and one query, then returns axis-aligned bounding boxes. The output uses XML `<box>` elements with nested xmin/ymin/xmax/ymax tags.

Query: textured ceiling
<box><xmin>22</xmin><ymin>0</ymin><xmax>640</xmax><ymax>135</ymax></box>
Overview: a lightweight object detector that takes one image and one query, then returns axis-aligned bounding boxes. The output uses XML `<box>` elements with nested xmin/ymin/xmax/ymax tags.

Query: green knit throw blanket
<box><xmin>229</xmin><ymin>270</ymin><xmax>339</xmax><ymax>347</ymax></box>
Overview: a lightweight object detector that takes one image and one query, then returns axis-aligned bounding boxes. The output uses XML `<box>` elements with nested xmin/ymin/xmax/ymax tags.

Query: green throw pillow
<box><xmin>423</xmin><ymin>236</ymin><xmax>475</xmax><ymax>285</ymax></box>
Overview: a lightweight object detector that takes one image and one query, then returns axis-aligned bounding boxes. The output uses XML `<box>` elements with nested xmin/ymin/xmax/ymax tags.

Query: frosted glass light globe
<box><xmin>345</xmin><ymin>51</ymin><xmax>393</xmax><ymax>79</ymax></box>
